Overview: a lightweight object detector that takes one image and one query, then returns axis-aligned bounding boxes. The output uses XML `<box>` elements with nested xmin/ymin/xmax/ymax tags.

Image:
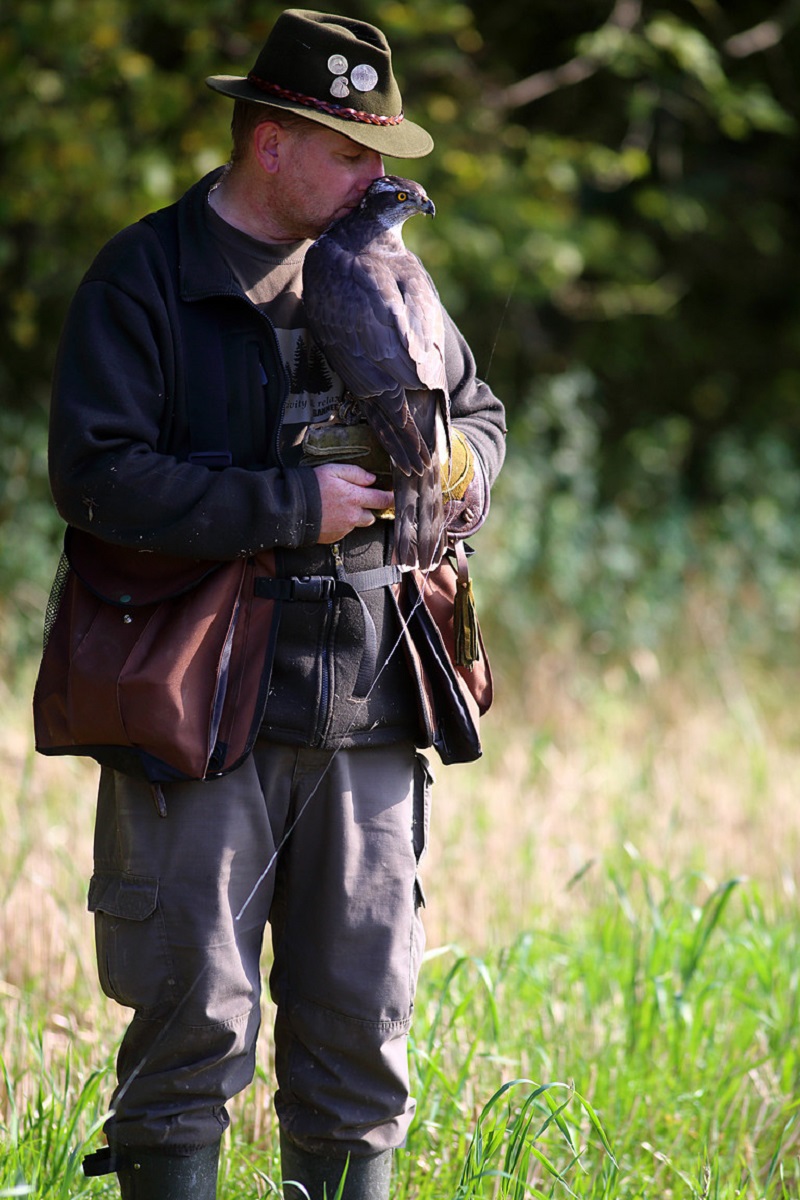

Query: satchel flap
<box><xmin>66</xmin><ymin>527</ymin><xmax>223</xmax><ymax>606</ymax></box>
<box><xmin>88</xmin><ymin>871</ymin><xmax>158</xmax><ymax>920</ymax></box>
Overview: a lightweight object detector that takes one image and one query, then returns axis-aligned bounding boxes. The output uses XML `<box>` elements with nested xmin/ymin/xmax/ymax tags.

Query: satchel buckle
<box><xmin>291</xmin><ymin>576</ymin><xmax>336</xmax><ymax>602</ymax></box>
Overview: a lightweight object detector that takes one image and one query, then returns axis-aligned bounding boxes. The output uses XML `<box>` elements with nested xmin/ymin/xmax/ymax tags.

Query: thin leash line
<box><xmin>236</xmin><ymin>296</ymin><xmax>506</xmax><ymax>921</ymax></box>
<box><xmin>234</xmin><ymin>525</ymin><xmax>447</xmax><ymax>923</ymax></box>
<box><xmin>112</xmin><ymin>552</ymin><xmax>438</xmax><ymax>1114</ymax></box>
<box><xmin>110</xmin><ymin>962</ymin><xmax>212</xmax><ymax>1112</ymax></box>
<box><xmin>483</xmin><ymin>274</ymin><xmax>518</xmax><ymax>386</ymax></box>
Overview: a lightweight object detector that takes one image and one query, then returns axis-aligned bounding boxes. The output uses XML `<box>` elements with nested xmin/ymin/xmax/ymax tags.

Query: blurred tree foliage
<box><xmin>3</xmin><ymin>0</ymin><xmax>800</xmax><ymax>661</ymax></box>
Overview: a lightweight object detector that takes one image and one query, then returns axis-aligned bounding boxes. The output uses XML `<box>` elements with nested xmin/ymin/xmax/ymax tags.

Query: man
<box><xmin>48</xmin><ymin>9</ymin><xmax>505</xmax><ymax>1199</ymax></box>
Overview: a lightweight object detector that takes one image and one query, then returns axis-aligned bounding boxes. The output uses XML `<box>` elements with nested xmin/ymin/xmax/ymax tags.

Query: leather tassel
<box><xmin>451</xmin><ymin>534</ymin><xmax>478</xmax><ymax>673</ymax></box>
<box><xmin>454</xmin><ymin>575</ymin><xmax>478</xmax><ymax>669</ymax></box>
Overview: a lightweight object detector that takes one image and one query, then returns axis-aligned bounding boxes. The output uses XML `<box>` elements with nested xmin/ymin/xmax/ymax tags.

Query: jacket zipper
<box><xmin>254</xmin><ymin>302</ymin><xmax>337</xmax><ymax>747</ymax></box>
<box><xmin>311</xmin><ymin>541</ymin><xmax>343</xmax><ymax>747</ymax></box>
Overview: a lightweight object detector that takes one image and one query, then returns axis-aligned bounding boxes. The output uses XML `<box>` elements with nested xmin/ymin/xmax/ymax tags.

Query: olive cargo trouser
<box><xmin>88</xmin><ymin>742</ymin><xmax>431</xmax><ymax>1156</ymax></box>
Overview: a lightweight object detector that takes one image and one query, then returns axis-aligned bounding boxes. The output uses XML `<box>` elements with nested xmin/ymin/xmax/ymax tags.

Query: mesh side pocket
<box><xmin>42</xmin><ymin>552</ymin><xmax>71</xmax><ymax>651</ymax></box>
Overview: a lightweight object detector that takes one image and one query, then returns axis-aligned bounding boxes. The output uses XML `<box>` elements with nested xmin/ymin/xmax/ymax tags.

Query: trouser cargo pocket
<box><xmin>88</xmin><ymin>871</ymin><xmax>177</xmax><ymax>1013</ymax></box>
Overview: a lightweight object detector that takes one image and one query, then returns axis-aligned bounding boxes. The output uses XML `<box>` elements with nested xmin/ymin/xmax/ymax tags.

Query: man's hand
<box><xmin>315</xmin><ymin>463</ymin><xmax>394</xmax><ymax>544</ymax></box>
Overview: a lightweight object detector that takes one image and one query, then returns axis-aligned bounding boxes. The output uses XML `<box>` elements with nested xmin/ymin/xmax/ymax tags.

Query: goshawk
<box><xmin>303</xmin><ymin>175</ymin><xmax>448</xmax><ymax>569</ymax></box>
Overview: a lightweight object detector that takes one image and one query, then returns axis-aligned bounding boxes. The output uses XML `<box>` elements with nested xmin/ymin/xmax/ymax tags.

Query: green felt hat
<box><xmin>206</xmin><ymin>8</ymin><xmax>433</xmax><ymax>159</ymax></box>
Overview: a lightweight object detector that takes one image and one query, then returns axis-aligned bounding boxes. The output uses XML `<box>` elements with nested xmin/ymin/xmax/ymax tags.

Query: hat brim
<box><xmin>206</xmin><ymin>76</ymin><xmax>434</xmax><ymax>159</ymax></box>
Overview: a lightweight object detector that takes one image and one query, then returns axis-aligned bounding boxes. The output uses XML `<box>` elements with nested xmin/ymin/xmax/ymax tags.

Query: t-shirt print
<box><xmin>273</xmin><ymin>326</ymin><xmax>341</xmax><ymax>425</ymax></box>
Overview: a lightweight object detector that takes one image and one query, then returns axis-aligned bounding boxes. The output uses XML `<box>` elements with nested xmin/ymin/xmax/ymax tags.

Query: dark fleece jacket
<box><xmin>49</xmin><ymin>169</ymin><xmax>507</xmax><ymax>752</ymax></box>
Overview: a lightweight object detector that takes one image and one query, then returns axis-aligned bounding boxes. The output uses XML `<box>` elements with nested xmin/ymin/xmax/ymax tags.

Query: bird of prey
<box><xmin>302</xmin><ymin>175</ymin><xmax>448</xmax><ymax>570</ymax></box>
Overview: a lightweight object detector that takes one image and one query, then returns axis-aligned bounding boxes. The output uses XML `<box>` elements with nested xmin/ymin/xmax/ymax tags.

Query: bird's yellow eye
<box><xmin>396</xmin><ymin>191</ymin><xmax>408</xmax><ymax>202</ymax></box>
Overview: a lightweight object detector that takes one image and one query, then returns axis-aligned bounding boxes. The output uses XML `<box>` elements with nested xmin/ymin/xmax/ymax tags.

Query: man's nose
<box><xmin>362</xmin><ymin>152</ymin><xmax>384</xmax><ymax>185</ymax></box>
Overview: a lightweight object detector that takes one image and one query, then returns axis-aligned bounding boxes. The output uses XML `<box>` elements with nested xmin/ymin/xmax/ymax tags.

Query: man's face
<box><xmin>271</xmin><ymin>123</ymin><xmax>385</xmax><ymax>240</ymax></box>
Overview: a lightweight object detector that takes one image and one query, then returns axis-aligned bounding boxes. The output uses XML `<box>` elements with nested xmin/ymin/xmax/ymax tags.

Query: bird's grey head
<box><xmin>359</xmin><ymin>176</ymin><xmax>436</xmax><ymax>230</ymax></box>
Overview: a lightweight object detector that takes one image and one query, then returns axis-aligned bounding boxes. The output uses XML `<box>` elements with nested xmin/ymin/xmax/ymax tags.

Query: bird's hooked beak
<box><xmin>421</xmin><ymin>195</ymin><xmax>436</xmax><ymax>218</ymax></box>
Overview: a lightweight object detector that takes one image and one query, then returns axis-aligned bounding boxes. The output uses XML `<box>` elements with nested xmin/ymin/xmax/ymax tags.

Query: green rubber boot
<box><xmin>280</xmin><ymin>1131</ymin><xmax>392</xmax><ymax>1200</ymax></box>
<box><xmin>83</xmin><ymin>1142</ymin><xmax>220</xmax><ymax>1198</ymax></box>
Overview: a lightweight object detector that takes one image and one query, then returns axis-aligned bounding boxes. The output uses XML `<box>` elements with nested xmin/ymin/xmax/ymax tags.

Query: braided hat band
<box><xmin>246</xmin><ymin>74</ymin><xmax>405</xmax><ymax>127</ymax></box>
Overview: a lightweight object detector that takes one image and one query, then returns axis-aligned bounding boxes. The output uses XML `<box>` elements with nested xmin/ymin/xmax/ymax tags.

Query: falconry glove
<box><xmin>442</xmin><ymin>428</ymin><xmax>476</xmax><ymax>503</ymax></box>
<box><xmin>301</xmin><ymin>421</ymin><xmax>475</xmax><ymax>508</ymax></box>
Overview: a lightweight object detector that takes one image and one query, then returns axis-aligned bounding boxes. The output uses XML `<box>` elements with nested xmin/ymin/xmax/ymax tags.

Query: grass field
<box><xmin>3</xmin><ymin>599</ymin><xmax>800</xmax><ymax>1198</ymax></box>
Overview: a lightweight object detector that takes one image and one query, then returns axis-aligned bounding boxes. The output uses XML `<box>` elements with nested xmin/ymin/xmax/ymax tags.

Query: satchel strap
<box><xmin>255</xmin><ymin>564</ymin><xmax>402</xmax><ymax>696</ymax></box>
<box><xmin>82</xmin><ymin>1147</ymin><xmax>121</xmax><ymax>1177</ymax></box>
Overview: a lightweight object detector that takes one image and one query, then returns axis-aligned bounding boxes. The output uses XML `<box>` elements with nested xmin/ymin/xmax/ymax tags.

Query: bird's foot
<box><xmin>337</xmin><ymin>392</ymin><xmax>367</xmax><ymax>425</ymax></box>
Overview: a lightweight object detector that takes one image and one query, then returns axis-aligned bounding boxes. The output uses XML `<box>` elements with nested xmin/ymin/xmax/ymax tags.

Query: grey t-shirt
<box><xmin>205</xmin><ymin>202</ymin><xmax>344</xmax><ymax>445</ymax></box>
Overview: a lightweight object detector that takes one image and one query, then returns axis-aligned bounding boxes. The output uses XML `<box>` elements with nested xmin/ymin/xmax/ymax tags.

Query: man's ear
<box><xmin>253</xmin><ymin>120</ymin><xmax>283</xmax><ymax>175</ymax></box>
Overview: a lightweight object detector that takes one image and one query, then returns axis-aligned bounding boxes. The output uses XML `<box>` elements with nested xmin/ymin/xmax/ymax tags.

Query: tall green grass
<box><xmin>3</xmin><ymin>633</ymin><xmax>800</xmax><ymax>1197</ymax></box>
<box><xmin>4</xmin><ymin>862</ymin><xmax>800</xmax><ymax>1197</ymax></box>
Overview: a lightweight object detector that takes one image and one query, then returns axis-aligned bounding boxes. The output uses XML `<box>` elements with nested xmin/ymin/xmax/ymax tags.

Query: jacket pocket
<box><xmin>88</xmin><ymin>871</ymin><xmax>177</xmax><ymax>1013</ymax></box>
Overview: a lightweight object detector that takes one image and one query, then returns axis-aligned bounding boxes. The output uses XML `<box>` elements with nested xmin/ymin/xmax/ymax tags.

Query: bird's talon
<box><xmin>337</xmin><ymin>393</ymin><xmax>365</xmax><ymax>425</ymax></box>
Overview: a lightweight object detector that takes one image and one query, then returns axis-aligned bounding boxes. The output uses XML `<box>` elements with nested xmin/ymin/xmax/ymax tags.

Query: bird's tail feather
<box><xmin>368</xmin><ymin>401</ymin><xmax>431</xmax><ymax>477</ymax></box>
<box><xmin>393</xmin><ymin>457</ymin><xmax>445</xmax><ymax>570</ymax></box>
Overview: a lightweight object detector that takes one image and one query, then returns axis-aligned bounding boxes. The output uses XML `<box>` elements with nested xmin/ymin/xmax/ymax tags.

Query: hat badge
<box><xmin>327</xmin><ymin>54</ymin><xmax>379</xmax><ymax>100</ymax></box>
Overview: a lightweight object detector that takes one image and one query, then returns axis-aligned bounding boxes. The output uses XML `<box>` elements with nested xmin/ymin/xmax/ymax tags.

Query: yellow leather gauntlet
<box><xmin>441</xmin><ymin>428</ymin><xmax>474</xmax><ymax>502</ymax></box>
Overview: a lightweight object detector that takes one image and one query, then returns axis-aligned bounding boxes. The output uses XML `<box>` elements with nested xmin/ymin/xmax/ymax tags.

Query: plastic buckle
<box><xmin>290</xmin><ymin>576</ymin><xmax>336</xmax><ymax>602</ymax></box>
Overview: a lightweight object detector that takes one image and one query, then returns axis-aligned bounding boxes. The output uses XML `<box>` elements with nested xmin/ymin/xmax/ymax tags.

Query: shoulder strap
<box><xmin>142</xmin><ymin>207</ymin><xmax>232</xmax><ymax>469</ymax></box>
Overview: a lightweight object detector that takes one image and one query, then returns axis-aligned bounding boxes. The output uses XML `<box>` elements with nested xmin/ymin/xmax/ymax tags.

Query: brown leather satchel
<box><xmin>31</xmin><ymin>527</ymin><xmax>416</xmax><ymax>782</ymax></box>
<box><xmin>33</xmin><ymin>528</ymin><xmax>279</xmax><ymax>783</ymax></box>
<box><xmin>33</xmin><ymin>526</ymin><xmax>493</xmax><ymax>779</ymax></box>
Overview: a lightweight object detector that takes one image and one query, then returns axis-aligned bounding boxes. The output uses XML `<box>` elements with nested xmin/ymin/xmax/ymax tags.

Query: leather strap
<box><xmin>83</xmin><ymin>1146</ymin><xmax>121</xmax><ymax>1177</ymax></box>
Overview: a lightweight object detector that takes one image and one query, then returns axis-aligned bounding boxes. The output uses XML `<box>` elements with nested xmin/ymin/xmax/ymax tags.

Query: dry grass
<box><xmin>424</xmin><ymin>594</ymin><xmax>800</xmax><ymax>948</ymax></box>
<box><xmin>6</xmin><ymin>593</ymin><xmax>800</xmax><ymax>985</ymax></box>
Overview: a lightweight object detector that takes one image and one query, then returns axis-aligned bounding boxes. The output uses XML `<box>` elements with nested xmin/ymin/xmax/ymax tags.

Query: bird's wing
<box><xmin>304</xmin><ymin>239</ymin><xmax>446</xmax><ymax>395</ymax></box>
<box><xmin>304</xmin><ymin>238</ymin><xmax>447</xmax><ymax>475</ymax></box>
